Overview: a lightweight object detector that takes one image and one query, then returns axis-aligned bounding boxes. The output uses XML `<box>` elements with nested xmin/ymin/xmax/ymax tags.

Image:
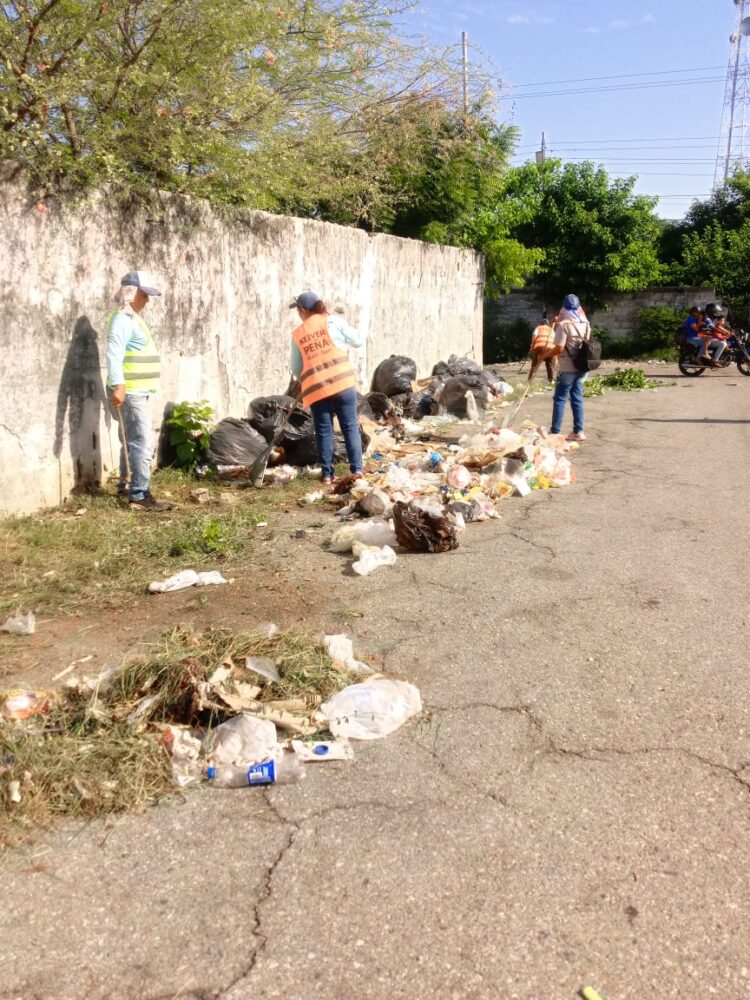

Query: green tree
<box><xmin>0</xmin><ymin>0</ymin><xmax>472</xmax><ymax>209</ymax></box>
<box><xmin>501</xmin><ymin>160</ymin><xmax>663</xmax><ymax>309</ymax></box>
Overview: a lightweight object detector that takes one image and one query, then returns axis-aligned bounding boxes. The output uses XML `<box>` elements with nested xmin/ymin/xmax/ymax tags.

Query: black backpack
<box><xmin>567</xmin><ymin>336</ymin><xmax>602</xmax><ymax>372</ymax></box>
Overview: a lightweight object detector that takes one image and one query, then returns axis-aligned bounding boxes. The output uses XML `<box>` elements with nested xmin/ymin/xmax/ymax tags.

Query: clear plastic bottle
<box><xmin>205</xmin><ymin>752</ymin><xmax>305</xmax><ymax>787</ymax></box>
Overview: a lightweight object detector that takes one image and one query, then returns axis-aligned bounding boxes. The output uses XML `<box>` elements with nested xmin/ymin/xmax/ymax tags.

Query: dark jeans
<box><xmin>310</xmin><ymin>386</ymin><xmax>363</xmax><ymax>479</ymax></box>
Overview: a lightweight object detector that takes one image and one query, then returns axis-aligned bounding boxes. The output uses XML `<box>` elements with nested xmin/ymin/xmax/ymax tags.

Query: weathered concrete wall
<box><xmin>486</xmin><ymin>286</ymin><xmax>716</xmax><ymax>340</ymax></box>
<box><xmin>0</xmin><ymin>176</ymin><xmax>483</xmax><ymax>514</ymax></box>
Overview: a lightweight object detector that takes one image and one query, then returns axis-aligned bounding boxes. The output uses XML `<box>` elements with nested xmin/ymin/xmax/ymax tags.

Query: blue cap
<box><xmin>289</xmin><ymin>291</ymin><xmax>321</xmax><ymax>310</ymax></box>
<box><xmin>313</xmin><ymin>744</ymin><xmax>330</xmax><ymax>756</ymax></box>
<box><xmin>563</xmin><ymin>293</ymin><xmax>580</xmax><ymax>311</ymax></box>
<box><xmin>206</xmin><ymin>767</ymin><xmax>216</xmax><ymax>780</ymax></box>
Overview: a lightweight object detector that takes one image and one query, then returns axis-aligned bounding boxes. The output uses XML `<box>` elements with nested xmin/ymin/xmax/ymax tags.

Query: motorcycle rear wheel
<box><xmin>737</xmin><ymin>357</ymin><xmax>750</xmax><ymax>376</ymax></box>
<box><xmin>678</xmin><ymin>356</ymin><xmax>706</xmax><ymax>377</ymax></box>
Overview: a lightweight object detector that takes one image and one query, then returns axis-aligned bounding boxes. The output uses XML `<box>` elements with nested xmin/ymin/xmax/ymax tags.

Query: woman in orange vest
<box><xmin>290</xmin><ymin>291</ymin><xmax>363</xmax><ymax>486</ymax></box>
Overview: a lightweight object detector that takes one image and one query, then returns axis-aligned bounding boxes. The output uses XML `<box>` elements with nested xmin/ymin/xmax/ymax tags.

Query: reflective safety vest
<box><xmin>531</xmin><ymin>323</ymin><xmax>555</xmax><ymax>353</ymax></box>
<box><xmin>292</xmin><ymin>314</ymin><xmax>356</xmax><ymax>407</ymax></box>
<box><xmin>108</xmin><ymin>310</ymin><xmax>161</xmax><ymax>393</ymax></box>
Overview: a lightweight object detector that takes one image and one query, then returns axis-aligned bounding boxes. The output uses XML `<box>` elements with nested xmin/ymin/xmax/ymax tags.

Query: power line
<box><xmin>511</xmin><ymin>65</ymin><xmax>725</xmax><ymax>89</ymax></box>
<box><xmin>507</xmin><ymin>76</ymin><xmax>724</xmax><ymax>100</ymax></box>
<box><xmin>515</xmin><ymin>135</ymin><xmax>720</xmax><ymax>148</ymax></box>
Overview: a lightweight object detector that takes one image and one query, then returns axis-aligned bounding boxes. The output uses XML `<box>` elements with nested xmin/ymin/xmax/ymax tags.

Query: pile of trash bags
<box><xmin>323</xmin><ymin>419</ymin><xmax>578</xmax><ymax>575</ymax></box>
<box><xmin>367</xmin><ymin>353</ymin><xmax>512</xmax><ymax>421</ymax></box>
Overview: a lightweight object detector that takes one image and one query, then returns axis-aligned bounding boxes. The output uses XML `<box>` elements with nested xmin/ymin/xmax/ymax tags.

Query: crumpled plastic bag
<box><xmin>149</xmin><ymin>570</ymin><xmax>228</xmax><ymax>593</ymax></box>
<box><xmin>204</xmin><ymin>714</ymin><xmax>278</xmax><ymax>767</ymax></box>
<box><xmin>1</xmin><ymin>689</ymin><xmax>50</xmax><ymax>720</ymax></box>
<box><xmin>319</xmin><ymin>678</ymin><xmax>422</xmax><ymax>740</ymax></box>
<box><xmin>1</xmin><ymin>611</ymin><xmax>36</xmax><ymax>635</ymax></box>
<box><xmin>351</xmin><ymin>543</ymin><xmax>397</xmax><ymax>576</ymax></box>
<box><xmin>329</xmin><ymin>520</ymin><xmax>398</xmax><ymax>553</ymax></box>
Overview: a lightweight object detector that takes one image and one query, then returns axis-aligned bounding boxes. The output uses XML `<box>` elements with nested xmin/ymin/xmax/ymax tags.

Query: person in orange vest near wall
<box><xmin>289</xmin><ymin>291</ymin><xmax>364</xmax><ymax>486</ymax></box>
<box><xmin>528</xmin><ymin>311</ymin><xmax>557</xmax><ymax>382</ymax></box>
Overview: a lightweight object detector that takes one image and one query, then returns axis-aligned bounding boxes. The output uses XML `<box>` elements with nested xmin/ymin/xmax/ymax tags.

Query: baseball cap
<box><xmin>289</xmin><ymin>290</ymin><xmax>320</xmax><ymax>310</ymax></box>
<box><xmin>121</xmin><ymin>270</ymin><xmax>162</xmax><ymax>297</ymax></box>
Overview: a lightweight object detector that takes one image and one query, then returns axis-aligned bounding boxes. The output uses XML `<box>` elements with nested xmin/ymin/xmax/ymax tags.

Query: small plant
<box><xmin>631</xmin><ymin>306</ymin><xmax>682</xmax><ymax>360</ymax></box>
<box><xmin>165</xmin><ymin>401</ymin><xmax>214</xmax><ymax>470</ymax></box>
<box><xmin>584</xmin><ymin>367</ymin><xmax>660</xmax><ymax>397</ymax></box>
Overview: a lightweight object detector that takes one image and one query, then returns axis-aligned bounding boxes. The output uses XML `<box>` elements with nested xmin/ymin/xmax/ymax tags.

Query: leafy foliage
<box><xmin>483</xmin><ymin>317</ymin><xmax>533</xmax><ymax>364</ymax></box>
<box><xmin>630</xmin><ymin>307</ymin><xmax>681</xmax><ymax>361</ymax></box>
<box><xmin>500</xmin><ymin>161</ymin><xmax>663</xmax><ymax>308</ymax></box>
<box><xmin>584</xmin><ymin>368</ymin><xmax>661</xmax><ymax>397</ymax></box>
<box><xmin>165</xmin><ymin>400</ymin><xmax>213</xmax><ymax>469</ymax></box>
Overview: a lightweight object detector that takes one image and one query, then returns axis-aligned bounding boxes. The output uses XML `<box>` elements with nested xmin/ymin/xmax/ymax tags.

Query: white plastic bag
<box><xmin>0</xmin><ymin>610</ymin><xmax>36</xmax><ymax>635</ymax></box>
<box><xmin>329</xmin><ymin>520</ymin><xmax>398</xmax><ymax>553</ymax></box>
<box><xmin>319</xmin><ymin>678</ymin><xmax>422</xmax><ymax>740</ymax></box>
<box><xmin>351</xmin><ymin>543</ymin><xmax>397</xmax><ymax>577</ymax></box>
<box><xmin>323</xmin><ymin>634</ymin><xmax>372</xmax><ymax>673</ymax></box>
<box><xmin>205</xmin><ymin>714</ymin><xmax>278</xmax><ymax>767</ymax></box>
<box><xmin>149</xmin><ymin>570</ymin><xmax>227</xmax><ymax>593</ymax></box>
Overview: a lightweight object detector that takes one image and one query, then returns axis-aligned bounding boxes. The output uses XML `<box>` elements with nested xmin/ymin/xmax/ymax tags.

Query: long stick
<box><xmin>502</xmin><ymin>382</ymin><xmax>532</xmax><ymax>429</ymax></box>
<box><xmin>116</xmin><ymin>406</ymin><xmax>131</xmax><ymax>485</ymax></box>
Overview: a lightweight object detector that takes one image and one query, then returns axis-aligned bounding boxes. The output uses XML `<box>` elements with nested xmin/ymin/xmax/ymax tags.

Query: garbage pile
<box><xmin>202</xmin><ymin>353</ymin><xmax>513</xmax><ymax>481</ymax></box>
<box><xmin>322</xmin><ymin>418</ymin><xmax>578</xmax><ymax>575</ymax></box>
<box><xmin>0</xmin><ymin>627</ymin><xmax>423</xmax><ymax>820</ymax></box>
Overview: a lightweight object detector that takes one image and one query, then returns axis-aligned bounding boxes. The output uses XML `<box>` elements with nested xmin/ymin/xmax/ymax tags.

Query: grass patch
<box><xmin>0</xmin><ymin>468</ymin><xmax>320</xmax><ymax>617</ymax></box>
<box><xmin>0</xmin><ymin>626</ymin><xmax>358</xmax><ymax>849</ymax></box>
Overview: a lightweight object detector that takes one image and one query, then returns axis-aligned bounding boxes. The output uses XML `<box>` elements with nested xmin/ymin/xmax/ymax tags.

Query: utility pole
<box><xmin>535</xmin><ymin>132</ymin><xmax>548</xmax><ymax>164</ymax></box>
<box><xmin>715</xmin><ymin>0</ymin><xmax>750</xmax><ymax>186</ymax></box>
<box><xmin>461</xmin><ymin>31</ymin><xmax>469</xmax><ymax>117</ymax></box>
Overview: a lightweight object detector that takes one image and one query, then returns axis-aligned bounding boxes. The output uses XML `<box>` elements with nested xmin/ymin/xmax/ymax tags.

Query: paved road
<box><xmin>2</xmin><ymin>367</ymin><xmax>749</xmax><ymax>1000</ymax></box>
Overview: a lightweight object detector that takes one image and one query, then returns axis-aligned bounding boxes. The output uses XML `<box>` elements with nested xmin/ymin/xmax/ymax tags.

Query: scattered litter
<box><xmin>206</xmin><ymin>751</ymin><xmax>305</xmax><ymax>787</ymax></box>
<box><xmin>329</xmin><ymin>520</ymin><xmax>398</xmax><ymax>553</ymax></box>
<box><xmin>1</xmin><ymin>689</ymin><xmax>51</xmax><ymax>721</ymax></box>
<box><xmin>319</xmin><ymin>678</ymin><xmax>422</xmax><ymax>740</ymax></box>
<box><xmin>393</xmin><ymin>501</ymin><xmax>459</xmax><ymax>553</ymax></box>
<box><xmin>75</xmin><ymin>507</ymin><xmax>87</xmax><ymax>517</ymax></box>
<box><xmin>300</xmin><ymin>490</ymin><xmax>326</xmax><ymax>505</ymax></box>
<box><xmin>351</xmin><ymin>542</ymin><xmax>398</xmax><ymax>576</ymax></box>
<box><xmin>52</xmin><ymin>655</ymin><xmax>93</xmax><ymax>683</ymax></box>
<box><xmin>323</xmin><ymin>634</ymin><xmax>372</xmax><ymax>674</ymax></box>
<box><xmin>292</xmin><ymin>739</ymin><xmax>353</xmax><ymax>762</ymax></box>
<box><xmin>1</xmin><ymin>610</ymin><xmax>36</xmax><ymax>636</ymax></box>
<box><xmin>255</xmin><ymin>521</ymin><xmax>268</xmax><ymax>528</ymax></box>
<box><xmin>263</xmin><ymin>464</ymin><xmax>298</xmax><ymax>485</ymax></box>
<box><xmin>256</xmin><ymin>622</ymin><xmax>279</xmax><ymax>639</ymax></box>
<box><xmin>190</xmin><ymin>488</ymin><xmax>210</xmax><ymax>504</ymax></box>
<box><xmin>218</xmin><ymin>492</ymin><xmax>239</xmax><ymax>506</ymax></box>
<box><xmin>580</xmin><ymin>989</ymin><xmax>605</xmax><ymax>1000</ymax></box>
<box><xmin>8</xmin><ymin>781</ymin><xmax>21</xmax><ymax>804</ymax></box>
<box><xmin>204</xmin><ymin>714</ymin><xmax>279</xmax><ymax>768</ymax></box>
<box><xmin>148</xmin><ymin>570</ymin><xmax>228</xmax><ymax>593</ymax></box>
<box><xmin>245</xmin><ymin>656</ymin><xmax>282</xmax><ymax>683</ymax></box>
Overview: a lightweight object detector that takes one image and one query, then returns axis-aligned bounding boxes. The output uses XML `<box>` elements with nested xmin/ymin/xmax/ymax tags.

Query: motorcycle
<box><xmin>677</xmin><ymin>328</ymin><xmax>750</xmax><ymax>377</ymax></box>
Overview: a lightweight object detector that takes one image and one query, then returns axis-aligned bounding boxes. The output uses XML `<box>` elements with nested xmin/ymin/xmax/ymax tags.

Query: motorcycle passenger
<box><xmin>709</xmin><ymin>310</ymin><xmax>730</xmax><ymax>365</ymax></box>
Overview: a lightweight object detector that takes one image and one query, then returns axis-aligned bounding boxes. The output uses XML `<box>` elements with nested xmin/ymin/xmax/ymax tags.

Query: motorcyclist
<box><xmin>700</xmin><ymin>303</ymin><xmax>728</xmax><ymax>366</ymax></box>
<box><xmin>679</xmin><ymin>306</ymin><xmax>704</xmax><ymax>353</ymax></box>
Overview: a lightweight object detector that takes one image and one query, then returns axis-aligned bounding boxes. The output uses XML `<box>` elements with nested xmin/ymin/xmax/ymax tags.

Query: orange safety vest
<box><xmin>292</xmin><ymin>314</ymin><xmax>356</xmax><ymax>407</ymax></box>
<box><xmin>531</xmin><ymin>323</ymin><xmax>555</xmax><ymax>353</ymax></box>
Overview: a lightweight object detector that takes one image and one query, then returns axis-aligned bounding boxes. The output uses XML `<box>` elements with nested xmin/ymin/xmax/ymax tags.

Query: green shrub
<box><xmin>630</xmin><ymin>306</ymin><xmax>681</xmax><ymax>360</ymax></box>
<box><xmin>484</xmin><ymin>317</ymin><xmax>533</xmax><ymax>363</ymax></box>
<box><xmin>165</xmin><ymin>401</ymin><xmax>214</xmax><ymax>470</ymax></box>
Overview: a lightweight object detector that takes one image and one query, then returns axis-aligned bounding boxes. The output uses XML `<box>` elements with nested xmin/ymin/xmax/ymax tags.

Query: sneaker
<box><xmin>566</xmin><ymin>431</ymin><xmax>587</xmax><ymax>442</ymax></box>
<box><xmin>129</xmin><ymin>491</ymin><xmax>173</xmax><ymax>512</ymax></box>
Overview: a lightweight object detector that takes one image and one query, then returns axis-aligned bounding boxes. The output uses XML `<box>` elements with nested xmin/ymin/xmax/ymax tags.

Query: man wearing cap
<box><xmin>106</xmin><ymin>270</ymin><xmax>172</xmax><ymax>511</ymax></box>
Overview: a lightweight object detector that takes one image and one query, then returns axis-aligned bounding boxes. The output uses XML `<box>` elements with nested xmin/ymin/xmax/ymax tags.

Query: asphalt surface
<box><xmin>2</xmin><ymin>365</ymin><xmax>750</xmax><ymax>1000</ymax></box>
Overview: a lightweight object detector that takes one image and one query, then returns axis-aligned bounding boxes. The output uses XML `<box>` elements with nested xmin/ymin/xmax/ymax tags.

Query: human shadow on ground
<box><xmin>54</xmin><ymin>315</ymin><xmax>110</xmax><ymax>494</ymax></box>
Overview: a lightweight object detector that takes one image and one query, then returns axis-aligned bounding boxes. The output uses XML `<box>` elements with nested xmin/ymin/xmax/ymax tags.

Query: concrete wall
<box><xmin>0</xmin><ymin>174</ymin><xmax>483</xmax><ymax>514</ymax></box>
<box><xmin>486</xmin><ymin>286</ymin><xmax>716</xmax><ymax>341</ymax></box>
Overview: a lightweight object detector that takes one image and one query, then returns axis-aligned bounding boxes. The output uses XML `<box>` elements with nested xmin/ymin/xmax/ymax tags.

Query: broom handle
<box><xmin>115</xmin><ymin>405</ymin><xmax>131</xmax><ymax>484</ymax></box>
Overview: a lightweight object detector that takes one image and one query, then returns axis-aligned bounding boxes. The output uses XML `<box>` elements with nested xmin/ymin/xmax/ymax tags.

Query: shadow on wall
<box><xmin>54</xmin><ymin>315</ymin><xmax>110</xmax><ymax>495</ymax></box>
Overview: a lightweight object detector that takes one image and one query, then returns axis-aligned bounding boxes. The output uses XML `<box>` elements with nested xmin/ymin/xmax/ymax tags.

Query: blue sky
<box><xmin>410</xmin><ymin>0</ymin><xmax>735</xmax><ymax>219</ymax></box>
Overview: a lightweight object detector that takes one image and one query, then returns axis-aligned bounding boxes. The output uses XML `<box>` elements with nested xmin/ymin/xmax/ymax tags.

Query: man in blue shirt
<box><xmin>106</xmin><ymin>270</ymin><xmax>172</xmax><ymax>511</ymax></box>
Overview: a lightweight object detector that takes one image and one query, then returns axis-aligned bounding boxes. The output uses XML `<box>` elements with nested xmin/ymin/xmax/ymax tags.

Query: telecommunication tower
<box><xmin>715</xmin><ymin>0</ymin><xmax>750</xmax><ymax>187</ymax></box>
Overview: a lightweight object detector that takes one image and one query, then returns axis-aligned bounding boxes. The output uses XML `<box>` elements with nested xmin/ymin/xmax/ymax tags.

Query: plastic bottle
<box><xmin>205</xmin><ymin>752</ymin><xmax>305</xmax><ymax>787</ymax></box>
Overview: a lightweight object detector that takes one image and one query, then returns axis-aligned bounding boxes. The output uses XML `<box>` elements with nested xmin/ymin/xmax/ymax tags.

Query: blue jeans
<box><xmin>111</xmin><ymin>393</ymin><xmax>153</xmax><ymax>500</ymax></box>
<box><xmin>310</xmin><ymin>386</ymin><xmax>363</xmax><ymax>479</ymax></box>
<box><xmin>551</xmin><ymin>371</ymin><xmax>586</xmax><ymax>435</ymax></box>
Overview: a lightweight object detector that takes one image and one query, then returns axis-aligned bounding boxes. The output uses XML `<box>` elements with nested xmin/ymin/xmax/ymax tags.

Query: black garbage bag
<box><xmin>282</xmin><ymin>427</ymin><xmax>370</xmax><ymax>468</ymax></box>
<box><xmin>371</xmin><ymin>355</ymin><xmax>417</xmax><ymax>396</ymax></box>
<box><xmin>393</xmin><ymin>501</ymin><xmax>459</xmax><ymax>553</ymax></box>
<box><xmin>438</xmin><ymin>375</ymin><xmax>491</xmax><ymax>417</ymax></box>
<box><xmin>357</xmin><ymin>392</ymin><xmax>376</xmax><ymax>421</ymax></box>
<box><xmin>207</xmin><ymin>418</ymin><xmax>267</xmax><ymax>466</ymax></box>
<box><xmin>366</xmin><ymin>392</ymin><xmax>394</xmax><ymax>420</ymax></box>
<box><xmin>248</xmin><ymin>395</ymin><xmax>314</xmax><ymax>444</ymax></box>
<box><xmin>432</xmin><ymin>354</ymin><xmax>482</xmax><ymax>380</ymax></box>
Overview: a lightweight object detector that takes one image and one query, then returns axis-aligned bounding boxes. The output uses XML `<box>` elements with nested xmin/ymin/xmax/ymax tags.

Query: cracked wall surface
<box><xmin>0</xmin><ymin>174</ymin><xmax>483</xmax><ymax>514</ymax></box>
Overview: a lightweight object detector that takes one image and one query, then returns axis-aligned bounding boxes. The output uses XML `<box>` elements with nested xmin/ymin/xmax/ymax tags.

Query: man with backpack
<box><xmin>548</xmin><ymin>293</ymin><xmax>601</xmax><ymax>442</ymax></box>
